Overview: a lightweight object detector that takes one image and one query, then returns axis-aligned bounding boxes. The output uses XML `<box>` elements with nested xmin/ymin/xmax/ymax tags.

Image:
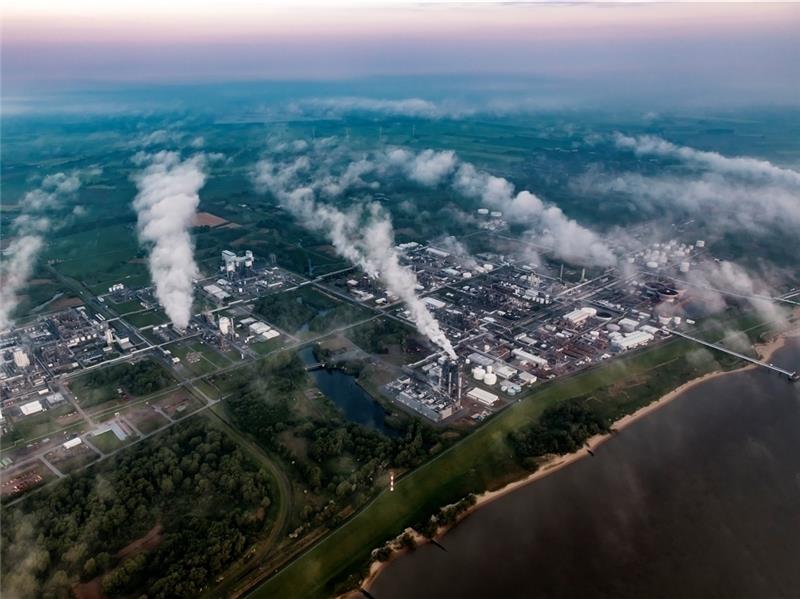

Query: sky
<box><xmin>2</xmin><ymin>1</ymin><xmax>799</xmax><ymax>107</ymax></box>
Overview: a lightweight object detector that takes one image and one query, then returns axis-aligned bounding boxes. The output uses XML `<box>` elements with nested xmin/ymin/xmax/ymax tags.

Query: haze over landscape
<box><xmin>1</xmin><ymin>2</ymin><xmax>799</xmax><ymax>599</ymax></box>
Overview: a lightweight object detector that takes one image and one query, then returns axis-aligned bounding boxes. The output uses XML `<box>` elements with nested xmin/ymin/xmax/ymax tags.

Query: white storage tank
<box><xmin>679</xmin><ymin>261</ymin><xmax>690</xmax><ymax>273</ymax></box>
<box><xmin>472</xmin><ymin>366</ymin><xmax>486</xmax><ymax>381</ymax></box>
<box><xmin>646</xmin><ymin>261</ymin><xmax>658</xmax><ymax>269</ymax></box>
<box><xmin>483</xmin><ymin>372</ymin><xmax>497</xmax><ymax>386</ymax></box>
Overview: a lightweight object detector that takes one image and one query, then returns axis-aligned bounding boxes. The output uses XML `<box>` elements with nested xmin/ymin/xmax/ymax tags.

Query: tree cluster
<box><xmin>510</xmin><ymin>400</ymin><xmax>608</xmax><ymax>460</ymax></box>
<box><xmin>1</xmin><ymin>420</ymin><xmax>273</xmax><ymax>599</ymax></box>
<box><xmin>83</xmin><ymin>359</ymin><xmax>172</xmax><ymax>397</ymax></box>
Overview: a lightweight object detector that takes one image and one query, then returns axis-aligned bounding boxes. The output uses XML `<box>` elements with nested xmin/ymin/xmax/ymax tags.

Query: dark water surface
<box><xmin>371</xmin><ymin>339</ymin><xmax>800</xmax><ymax>599</ymax></box>
<box><xmin>298</xmin><ymin>347</ymin><xmax>394</xmax><ymax>436</ymax></box>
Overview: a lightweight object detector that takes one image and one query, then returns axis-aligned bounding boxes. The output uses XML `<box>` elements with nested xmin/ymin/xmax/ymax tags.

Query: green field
<box><xmin>167</xmin><ymin>339</ymin><xmax>232</xmax><ymax>376</ymax></box>
<box><xmin>90</xmin><ymin>429</ymin><xmax>128</xmax><ymax>453</ymax></box>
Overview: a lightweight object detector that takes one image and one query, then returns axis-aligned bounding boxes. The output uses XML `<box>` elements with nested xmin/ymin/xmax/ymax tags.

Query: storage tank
<box><xmin>696</xmin><ymin>240</ymin><xmax>706</xmax><ymax>248</ymax></box>
<box><xmin>219</xmin><ymin>316</ymin><xmax>232</xmax><ymax>335</ymax></box>
<box><xmin>472</xmin><ymin>366</ymin><xmax>486</xmax><ymax>381</ymax></box>
<box><xmin>483</xmin><ymin>372</ymin><xmax>498</xmax><ymax>386</ymax></box>
<box><xmin>679</xmin><ymin>261</ymin><xmax>690</xmax><ymax>273</ymax></box>
<box><xmin>646</xmin><ymin>261</ymin><xmax>658</xmax><ymax>269</ymax></box>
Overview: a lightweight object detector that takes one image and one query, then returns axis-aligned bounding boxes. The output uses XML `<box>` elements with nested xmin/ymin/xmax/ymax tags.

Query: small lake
<box><xmin>298</xmin><ymin>347</ymin><xmax>396</xmax><ymax>436</ymax></box>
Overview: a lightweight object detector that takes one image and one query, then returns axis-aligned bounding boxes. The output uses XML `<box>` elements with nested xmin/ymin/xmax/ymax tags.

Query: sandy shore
<box><xmin>359</xmin><ymin>324</ymin><xmax>799</xmax><ymax>593</ymax></box>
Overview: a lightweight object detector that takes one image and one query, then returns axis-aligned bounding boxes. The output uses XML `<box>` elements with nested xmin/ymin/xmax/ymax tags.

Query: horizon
<box><xmin>3</xmin><ymin>2</ymin><xmax>799</xmax><ymax>109</ymax></box>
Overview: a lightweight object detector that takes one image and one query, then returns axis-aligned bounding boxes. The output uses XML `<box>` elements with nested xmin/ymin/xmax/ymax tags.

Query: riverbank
<box><xmin>362</xmin><ymin>324</ymin><xmax>798</xmax><ymax>593</ymax></box>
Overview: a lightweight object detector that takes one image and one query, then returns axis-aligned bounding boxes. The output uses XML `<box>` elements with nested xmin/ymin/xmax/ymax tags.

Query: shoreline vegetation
<box><xmin>358</xmin><ymin>325</ymin><xmax>799</xmax><ymax>594</ymax></box>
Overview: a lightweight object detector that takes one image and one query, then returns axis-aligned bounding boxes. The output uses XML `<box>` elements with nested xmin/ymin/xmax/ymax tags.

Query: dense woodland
<box><xmin>1</xmin><ymin>420</ymin><xmax>274</xmax><ymax>598</ymax></box>
<box><xmin>510</xmin><ymin>400</ymin><xmax>609</xmax><ymax>462</ymax></box>
<box><xmin>82</xmin><ymin>359</ymin><xmax>173</xmax><ymax>397</ymax></box>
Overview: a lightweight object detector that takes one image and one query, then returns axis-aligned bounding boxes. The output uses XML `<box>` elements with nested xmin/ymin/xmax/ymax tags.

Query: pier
<box><xmin>665</xmin><ymin>329</ymin><xmax>798</xmax><ymax>381</ymax></box>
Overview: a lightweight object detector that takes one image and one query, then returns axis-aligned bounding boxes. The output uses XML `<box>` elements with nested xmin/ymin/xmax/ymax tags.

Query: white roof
<box><xmin>467</xmin><ymin>387</ymin><xmax>499</xmax><ymax>406</ymax></box>
<box><xmin>63</xmin><ymin>437</ymin><xmax>83</xmax><ymax>449</ymax></box>
<box><xmin>20</xmin><ymin>400</ymin><xmax>44</xmax><ymax>416</ymax></box>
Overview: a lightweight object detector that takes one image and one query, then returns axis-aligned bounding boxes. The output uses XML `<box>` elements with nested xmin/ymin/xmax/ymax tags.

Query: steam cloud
<box><xmin>578</xmin><ymin>133</ymin><xmax>800</xmax><ymax>236</ymax></box>
<box><xmin>132</xmin><ymin>152</ymin><xmax>207</xmax><ymax>329</ymax></box>
<box><xmin>0</xmin><ymin>172</ymin><xmax>87</xmax><ymax>330</ymax></box>
<box><xmin>253</xmin><ymin>156</ymin><xmax>457</xmax><ymax>359</ymax></box>
<box><xmin>261</xmin><ymin>139</ymin><xmax>615</xmax><ymax>267</ymax></box>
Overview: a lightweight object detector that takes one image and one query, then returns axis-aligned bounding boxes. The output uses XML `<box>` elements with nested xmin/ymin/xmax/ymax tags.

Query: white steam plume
<box><xmin>685</xmin><ymin>259</ymin><xmax>789</xmax><ymax>328</ymax></box>
<box><xmin>583</xmin><ymin>134</ymin><xmax>800</xmax><ymax>236</ymax></box>
<box><xmin>270</xmin><ymin>140</ymin><xmax>615</xmax><ymax>267</ymax></box>
<box><xmin>254</xmin><ymin>160</ymin><xmax>457</xmax><ymax>359</ymax></box>
<box><xmin>0</xmin><ymin>172</ymin><xmax>86</xmax><ymax>330</ymax></box>
<box><xmin>132</xmin><ymin>152</ymin><xmax>207</xmax><ymax>329</ymax></box>
<box><xmin>613</xmin><ymin>133</ymin><xmax>800</xmax><ymax>188</ymax></box>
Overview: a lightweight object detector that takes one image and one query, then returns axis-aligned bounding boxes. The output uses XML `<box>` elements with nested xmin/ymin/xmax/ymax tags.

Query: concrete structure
<box><xmin>20</xmin><ymin>400</ymin><xmax>44</xmax><ymax>416</ymax></box>
<box><xmin>511</xmin><ymin>348</ymin><xmax>549</xmax><ymax>368</ymax></box>
<box><xmin>564</xmin><ymin>307</ymin><xmax>597</xmax><ymax>326</ymax></box>
<box><xmin>221</xmin><ymin>249</ymin><xmax>254</xmax><ymax>278</ymax></box>
<box><xmin>63</xmin><ymin>437</ymin><xmax>82</xmax><ymax>449</ymax></box>
<box><xmin>203</xmin><ymin>284</ymin><xmax>230</xmax><ymax>303</ymax></box>
<box><xmin>218</xmin><ymin>316</ymin><xmax>232</xmax><ymax>335</ymax></box>
<box><xmin>467</xmin><ymin>387</ymin><xmax>499</xmax><ymax>406</ymax></box>
<box><xmin>13</xmin><ymin>349</ymin><xmax>30</xmax><ymax>369</ymax></box>
<box><xmin>611</xmin><ymin>331</ymin><xmax>654</xmax><ymax>351</ymax></box>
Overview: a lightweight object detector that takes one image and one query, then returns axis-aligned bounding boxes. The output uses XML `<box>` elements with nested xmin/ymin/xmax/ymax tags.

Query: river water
<box><xmin>371</xmin><ymin>338</ymin><xmax>800</xmax><ymax>598</ymax></box>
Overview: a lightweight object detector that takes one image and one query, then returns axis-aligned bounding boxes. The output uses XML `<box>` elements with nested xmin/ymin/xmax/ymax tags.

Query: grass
<box><xmin>124</xmin><ymin>308</ymin><xmax>170</xmax><ymax>328</ymax></box>
<box><xmin>167</xmin><ymin>340</ymin><xmax>232</xmax><ymax>376</ymax></box>
<box><xmin>90</xmin><ymin>430</ymin><xmax>127</xmax><ymax>453</ymax></box>
<box><xmin>250</xmin><ymin>326</ymin><xmax>766</xmax><ymax>598</ymax></box>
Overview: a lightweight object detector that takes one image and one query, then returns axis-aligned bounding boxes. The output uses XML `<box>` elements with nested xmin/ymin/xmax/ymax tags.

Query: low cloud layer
<box><xmin>132</xmin><ymin>152</ymin><xmax>207</xmax><ymax>329</ymax></box>
<box><xmin>0</xmin><ymin>172</ymin><xmax>88</xmax><ymax>330</ymax></box>
<box><xmin>578</xmin><ymin>134</ymin><xmax>800</xmax><ymax>237</ymax></box>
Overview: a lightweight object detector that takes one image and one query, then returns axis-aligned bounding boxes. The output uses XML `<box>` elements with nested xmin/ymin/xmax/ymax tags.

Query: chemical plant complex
<box><xmin>1</xmin><ymin>230</ymin><xmax>796</xmax><ymax>500</ymax></box>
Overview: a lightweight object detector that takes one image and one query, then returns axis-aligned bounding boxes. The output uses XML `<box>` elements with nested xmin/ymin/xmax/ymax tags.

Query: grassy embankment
<box><xmin>252</xmin><ymin>314</ymin><xmax>773</xmax><ymax>598</ymax></box>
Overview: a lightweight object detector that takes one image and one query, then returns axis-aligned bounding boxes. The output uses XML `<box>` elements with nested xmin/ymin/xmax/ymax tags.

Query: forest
<box><xmin>509</xmin><ymin>399</ymin><xmax>609</xmax><ymax>462</ymax></box>
<box><xmin>82</xmin><ymin>359</ymin><xmax>173</xmax><ymax>397</ymax></box>
<box><xmin>1</xmin><ymin>420</ymin><xmax>274</xmax><ymax>598</ymax></box>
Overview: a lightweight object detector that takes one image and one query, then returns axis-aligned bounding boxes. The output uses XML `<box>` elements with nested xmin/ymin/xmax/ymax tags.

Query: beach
<box><xmin>362</xmin><ymin>323</ymin><xmax>799</xmax><ymax>593</ymax></box>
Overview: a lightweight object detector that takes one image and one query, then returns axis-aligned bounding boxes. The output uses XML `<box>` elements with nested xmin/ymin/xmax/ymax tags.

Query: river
<box><xmin>370</xmin><ymin>338</ymin><xmax>800</xmax><ymax>598</ymax></box>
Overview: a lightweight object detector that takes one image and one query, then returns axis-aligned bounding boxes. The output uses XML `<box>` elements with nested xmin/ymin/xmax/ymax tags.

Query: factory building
<box><xmin>203</xmin><ymin>283</ymin><xmax>230</xmax><ymax>303</ymax></box>
<box><xmin>611</xmin><ymin>331</ymin><xmax>654</xmax><ymax>351</ymax></box>
<box><xmin>563</xmin><ymin>307</ymin><xmax>597</xmax><ymax>326</ymax></box>
<box><xmin>13</xmin><ymin>349</ymin><xmax>30</xmax><ymax>369</ymax></box>
<box><xmin>467</xmin><ymin>387</ymin><xmax>499</xmax><ymax>406</ymax></box>
<box><xmin>511</xmin><ymin>348</ymin><xmax>549</xmax><ymax>369</ymax></box>
<box><xmin>221</xmin><ymin>249</ymin><xmax>254</xmax><ymax>279</ymax></box>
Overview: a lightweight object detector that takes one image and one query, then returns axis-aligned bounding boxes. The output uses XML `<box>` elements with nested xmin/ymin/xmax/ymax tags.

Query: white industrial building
<box><xmin>13</xmin><ymin>349</ymin><xmax>30</xmax><ymax>369</ymax></box>
<box><xmin>611</xmin><ymin>331</ymin><xmax>654</xmax><ymax>351</ymax></box>
<box><xmin>511</xmin><ymin>348</ymin><xmax>549</xmax><ymax>369</ymax></box>
<box><xmin>467</xmin><ymin>387</ymin><xmax>499</xmax><ymax>406</ymax></box>
<box><xmin>564</xmin><ymin>307</ymin><xmax>597</xmax><ymax>326</ymax></box>
<box><xmin>203</xmin><ymin>284</ymin><xmax>230</xmax><ymax>303</ymax></box>
<box><xmin>20</xmin><ymin>400</ymin><xmax>44</xmax><ymax>416</ymax></box>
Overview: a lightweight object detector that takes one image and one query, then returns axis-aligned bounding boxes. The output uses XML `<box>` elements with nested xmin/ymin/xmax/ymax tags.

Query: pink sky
<box><xmin>3</xmin><ymin>2</ymin><xmax>799</xmax><ymax>95</ymax></box>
